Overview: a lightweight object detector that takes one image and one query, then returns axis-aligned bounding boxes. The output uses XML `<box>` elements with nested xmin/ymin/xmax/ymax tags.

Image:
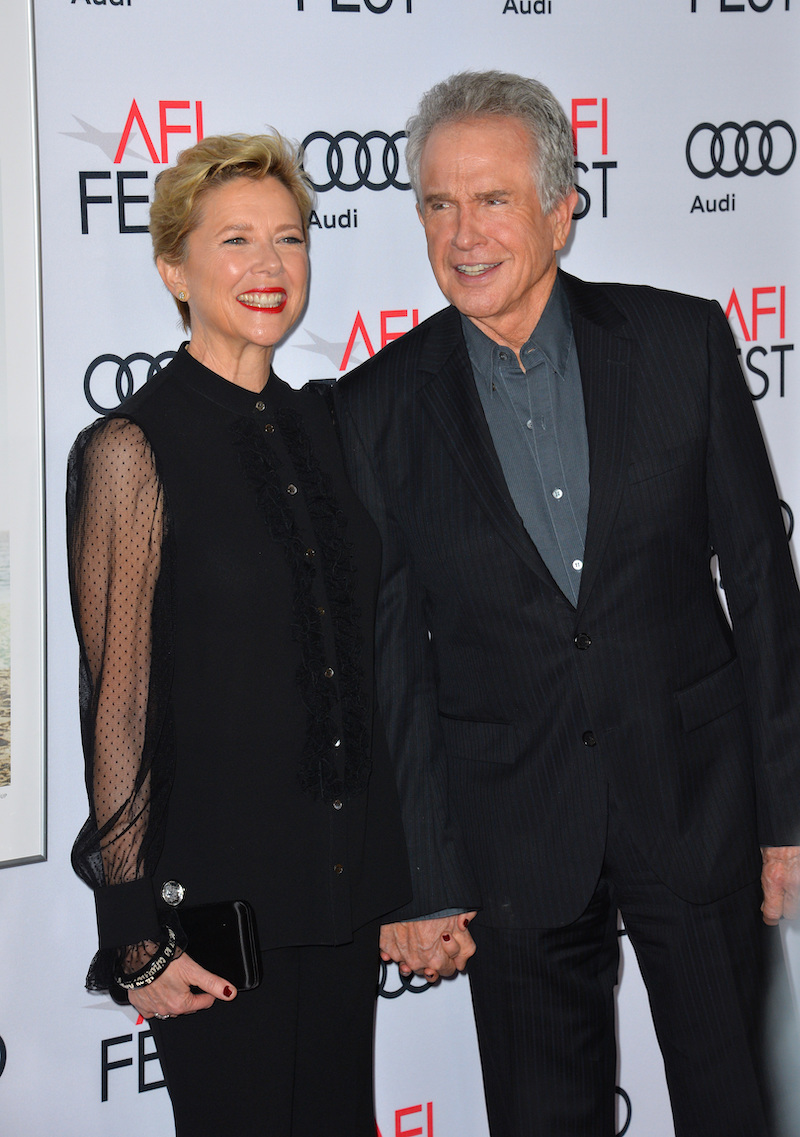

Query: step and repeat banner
<box><xmin>0</xmin><ymin>1</ymin><xmax>798</xmax><ymax>1134</ymax></box>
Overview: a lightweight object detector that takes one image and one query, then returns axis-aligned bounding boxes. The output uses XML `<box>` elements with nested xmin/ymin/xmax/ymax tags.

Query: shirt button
<box><xmin>582</xmin><ymin>731</ymin><xmax>597</xmax><ymax>747</ymax></box>
<box><xmin>332</xmin><ymin>737</ymin><xmax>342</xmax><ymax>748</ymax></box>
<box><xmin>264</xmin><ymin>423</ymin><xmax>275</xmax><ymax>433</ymax></box>
<box><xmin>305</xmin><ymin>547</ymin><xmax>315</xmax><ymax>560</ymax></box>
<box><xmin>287</xmin><ymin>484</ymin><xmax>298</xmax><ymax>495</ymax></box>
<box><xmin>499</xmin><ymin>352</ymin><xmax>509</xmax><ymax>361</ymax></box>
<box><xmin>324</xmin><ymin>667</ymin><xmax>335</xmax><ymax>679</ymax></box>
<box><xmin>333</xmin><ymin>799</ymin><xmax>343</xmax><ymax>811</ymax></box>
<box><xmin>574</xmin><ymin>632</ymin><xmax>592</xmax><ymax>650</ymax></box>
<box><xmin>572</xmin><ymin>559</ymin><xmax>583</xmax><ymax>572</ymax></box>
<box><xmin>255</xmin><ymin>401</ymin><xmax>265</xmax><ymax>412</ymax></box>
<box><xmin>317</xmin><ymin>606</ymin><xmax>326</xmax><ymax>617</ymax></box>
<box><xmin>526</xmin><ymin>419</ymin><xmax>534</xmax><ymax>430</ymax></box>
<box><xmin>333</xmin><ymin>863</ymin><xmax>344</xmax><ymax>875</ymax></box>
<box><xmin>552</xmin><ymin>488</ymin><xmax>563</xmax><ymax>500</ymax></box>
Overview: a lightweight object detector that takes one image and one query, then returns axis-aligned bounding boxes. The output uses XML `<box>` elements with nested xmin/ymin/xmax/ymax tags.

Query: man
<box><xmin>335</xmin><ymin>71</ymin><xmax>800</xmax><ymax>1136</ymax></box>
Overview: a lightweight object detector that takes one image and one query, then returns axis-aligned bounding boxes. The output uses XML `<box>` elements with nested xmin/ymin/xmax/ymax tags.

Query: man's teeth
<box><xmin>237</xmin><ymin>291</ymin><xmax>286</xmax><ymax>307</ymax></box>
<box><xmin>456</xmin><ymin>264</ymin><xmax>498</xmax><ymax>276</ymax></box>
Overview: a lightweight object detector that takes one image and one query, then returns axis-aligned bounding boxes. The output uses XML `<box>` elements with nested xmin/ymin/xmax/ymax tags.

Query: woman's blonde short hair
<box><xmin>150</xmin><ymin>132</ymin><xmax>315</xmax><ymax>330</ymax></box>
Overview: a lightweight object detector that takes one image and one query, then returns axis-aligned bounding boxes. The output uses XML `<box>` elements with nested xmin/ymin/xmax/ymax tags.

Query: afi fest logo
<box><xmin>296</xmin><ymin>0</ymin><xmax>412</xmax><ymax>10</ymax></box>
<box><xmin>572</xmin><ymin>98</ymin><xmax>617</xmax><ymax>219</ymax></box>
<box><xmin>725</xmin><ymin>285</ymin><xmax>793</xmax><ymax>399</ymax></box>
<box><xmin>75</xmin><ymin>99</ymin><xmax>204</xmax><ymax>235</ymax></box>
<box><xmin>102</xmin><ymin>1028</ymin><xmax>165</xmax><ymax>1101</ymax></box>
<box><xmin>690</xmin><ymin>0</ymin><xmax>789</xmax><ymax>9</ymax></box>
<box><xmin>339</xmin><ymin>308</ymin><xmax>419</xmax><ymax>372</ymax></box>
<box><xmin>376</xmin><ymin>1102</ymin><xmax>434</xmax><ymax>1137</ymax></box>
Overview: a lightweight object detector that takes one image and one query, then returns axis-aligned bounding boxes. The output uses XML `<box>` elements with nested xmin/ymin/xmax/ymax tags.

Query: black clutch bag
<box><xmin>180</xmin><ymin>900</ymin><xmax>263</xmax><ymax>992</ymax></box>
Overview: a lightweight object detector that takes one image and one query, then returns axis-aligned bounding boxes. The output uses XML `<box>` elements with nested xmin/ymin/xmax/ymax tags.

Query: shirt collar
<box><xmin>171</xmin><ymin>342</ymin><xmax>288</xmax><ymax>415</ymax></box>
<box><xmin>461</xmin><ymin>274</ymin><xmax>573</xmax><ymax>388</ymax></box>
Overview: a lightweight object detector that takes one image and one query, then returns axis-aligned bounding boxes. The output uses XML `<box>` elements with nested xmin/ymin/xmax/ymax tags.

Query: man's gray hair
<box><xmin>405</xmin><ymin>70</ymin><xmax>575</xmax><ymax>215</ymax></box>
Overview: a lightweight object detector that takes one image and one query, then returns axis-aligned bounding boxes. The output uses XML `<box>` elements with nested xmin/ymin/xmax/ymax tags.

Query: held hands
<box><xmin>127</xmin><ymin>952</ymin><xmax>237</xmax><ymax>1019</ymax></box>
<box><xmin>380</xmin><ymin>912</ymin><xmax>478</xmax><ymax>982</ymax></box>
<box><xmin>761</xmin><ymin>846</ymin><xmax>800</xmax><ymax>925</ymax></box>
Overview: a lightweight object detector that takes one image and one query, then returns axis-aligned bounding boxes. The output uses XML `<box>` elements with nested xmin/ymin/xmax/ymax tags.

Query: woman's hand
<box><xmin>127</xmin><ymin>952</ymin><xmax>237</xmax><ymax>1019</ymax></box>
<box><xmin>380</xmin><ymin>911</ymin><xmax>477</xmax><ymax>982</ymax></box>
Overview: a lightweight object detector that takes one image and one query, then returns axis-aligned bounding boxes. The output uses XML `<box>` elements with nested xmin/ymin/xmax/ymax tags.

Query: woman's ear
<box><xmin>156</xmin><ymin>256</ymin><xmax>186</xmax><ymax>298</ymax></box>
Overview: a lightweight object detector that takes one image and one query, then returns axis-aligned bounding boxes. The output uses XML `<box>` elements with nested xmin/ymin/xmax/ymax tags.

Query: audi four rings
<box><xmin>686</xmin><ymin>120</ymin><xmax>796</xmax><ymax>178</ymax></box>
<box><xmin>300</xmin><ymin>130</ymin><xmax>410</xmax><ymax>192</ymax></box>
<box><xmin>83</xmin><ymin>351</ymin><xmax>176</xmax><ymax>414</ymax></box>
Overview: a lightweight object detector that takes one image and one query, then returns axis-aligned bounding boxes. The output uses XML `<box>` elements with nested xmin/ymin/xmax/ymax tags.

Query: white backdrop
<box><xmin>0</xmin><ymin>1</ymin><xmax>798</xmax><ymax>1134</ymax></box>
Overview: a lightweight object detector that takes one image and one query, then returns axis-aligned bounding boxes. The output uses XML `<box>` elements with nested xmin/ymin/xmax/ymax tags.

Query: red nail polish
<box><xmin>442</xmin><ymin>933</ymin><xmax>452</xmax><ymax>942</ymax></box>
<box><xmin>223</xmin><ymin>986</ymin><xmax>232</xmax><ymax>998</ymax></box>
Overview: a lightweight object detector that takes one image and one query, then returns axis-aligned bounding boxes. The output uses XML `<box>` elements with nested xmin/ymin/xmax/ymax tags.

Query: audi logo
<box><xmin>616</xmin><ymin>1086</ymin><xmax>631</xmax><ymax>1136</ymax></box>
<box><xmin>781</xmin><ymin>500</ymin><xmax>794</xmax><ymax>541</ymax></box>
<box><xmin>376</xmin><ymin>960</ymin><xmax>433</xmax><ymax>998</ymax></box>
<box><xmin>83</xmin><ymin>351</ymin><xmax>176</xmax><ymax>414</ymax></box>
<box><xmin>686</xmin><ymin>120</ymin><xmax>796</xmax><ymax>179</ymax></box>
<box><xmin>301</xmin><ymin>130</ymin><xmax>411</xmax><ymax>192</ymax></box>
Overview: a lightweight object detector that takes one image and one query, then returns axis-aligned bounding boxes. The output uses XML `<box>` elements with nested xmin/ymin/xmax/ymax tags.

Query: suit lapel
<box><xmin>562</xmin><ymin>273</ymin><xmax>637</xmax><ymax>617</ymax></box>
<box><xmin>418</xmin><ymin>310</ymin><xmax>559</xmax><ymax>589</ymax></box>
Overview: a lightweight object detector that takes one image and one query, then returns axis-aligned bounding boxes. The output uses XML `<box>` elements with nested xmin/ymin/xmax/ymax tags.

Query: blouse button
<box><xmin>255</xmin><ymin>401</ymin><xmax>265</xmax><ymax>412</ymax></box>
<box><xmin>287</xmin><ymin>484</ymin><xmax>298</xmax><ymax>496</ymax></box>
<box><xmin>160</xmin><ymin>880</ymin><xmax>185</xmax><ymax>907</ymax></box>
<box><xmin>324</xmin><ymin>667</ymin><xmax>335</xmax><ymax>679</ymax></box>
<box><xmin>333</xmin><ymin>799</ymin><xmax>343</xmax><ymax>811</ymax></box>
<box><xmin>264</xmin><ymin>423</ymin><xmax>275</xmax><ymax>433</ymax></box>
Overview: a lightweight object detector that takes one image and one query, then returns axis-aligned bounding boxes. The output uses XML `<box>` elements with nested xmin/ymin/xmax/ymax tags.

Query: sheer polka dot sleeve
<box><xmin>68</xmin><ymin>417</ymin><xmax>177</xmax><ymax>989</ymax></box>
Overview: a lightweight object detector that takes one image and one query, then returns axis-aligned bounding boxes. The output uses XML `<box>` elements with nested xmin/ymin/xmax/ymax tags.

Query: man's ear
<box><xmin>551</xmin><ymin>187</ymin><xmax>579</xmax><ymax>252</ymax></box>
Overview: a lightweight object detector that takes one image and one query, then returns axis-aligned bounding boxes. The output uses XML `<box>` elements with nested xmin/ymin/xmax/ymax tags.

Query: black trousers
<box><xmin>468</xmin><ymin>804</ymin><xmax>785</xmax><ymax>1137</ymax></box>
<box><xmin>150</xmin><ymin>921</ymin><xmax>379</xmax><ymax>1137</ymax></box>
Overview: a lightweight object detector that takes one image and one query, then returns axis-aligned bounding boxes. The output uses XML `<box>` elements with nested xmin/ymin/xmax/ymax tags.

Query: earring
<box><xmin>178</xmin><ymin>291</ymin><xmax>187</xmax><ymax>302</ymax></box>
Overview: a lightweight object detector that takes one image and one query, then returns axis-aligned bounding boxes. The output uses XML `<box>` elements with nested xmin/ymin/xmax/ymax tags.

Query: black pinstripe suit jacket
<box><xmin>335</xmin><ymin>270</ymin><xmax>800</xmax><ymax>928</ymax></box>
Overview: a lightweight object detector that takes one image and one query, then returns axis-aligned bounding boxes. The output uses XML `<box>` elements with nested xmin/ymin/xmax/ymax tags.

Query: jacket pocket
<box><xmin>628</xmin><ymin>440</ymin><xmax>698</xmax><ymax>485</ymax></box>
<box><xmin>439</xmin><ymin>715</ymin><xmax>520</xmax><ymax>765</ymax></box>
<box><xmin>675</xmin><ymin>656</ymin><xmax>745</xmax><ymax>732</ymax></box>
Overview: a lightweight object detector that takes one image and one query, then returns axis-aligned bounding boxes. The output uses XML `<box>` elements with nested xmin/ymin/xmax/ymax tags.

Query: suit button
<box><xmin>333</xmin><ymin>799</ymin><xmax>343</xmax><ymax>811</ymax></box>
<box><xmin>582</xmin><ymin>731</ymin><xmax>597</xmax><ymax>747</ymax></box>
<box><xmin>574</xmin><ymin>632</ymin><xmax>592</xmax><ymax>650</ymax></box>
<box><xmin>333</xmin><ymin>863</ymin><xmax>344</xmax><ymax>875</ymax></box>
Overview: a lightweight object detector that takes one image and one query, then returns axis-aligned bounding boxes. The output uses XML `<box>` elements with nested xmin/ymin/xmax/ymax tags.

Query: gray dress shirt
<box><xmin>462</xmin><ymin>277</ymin><xmax>590</xmax><ymax>606</ymax></box>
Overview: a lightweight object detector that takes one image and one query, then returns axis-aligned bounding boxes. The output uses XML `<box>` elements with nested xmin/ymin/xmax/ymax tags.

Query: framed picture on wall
<box><xmin>0</xmin><ymin>0</ymin><xmax>46</xmax><ymax>867</ymax></box>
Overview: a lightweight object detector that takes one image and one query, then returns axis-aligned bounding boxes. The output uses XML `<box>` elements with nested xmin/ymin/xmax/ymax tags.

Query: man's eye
<box><xmin>224</xmin><ymin>237</ymin><xmax>246</xmax><ymax>245</ymax></box>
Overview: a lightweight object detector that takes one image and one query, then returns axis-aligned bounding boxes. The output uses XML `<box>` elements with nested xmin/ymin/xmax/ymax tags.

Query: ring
<box><xmin>153</xmin><ymin>1013</ymin><xmax>170</xmax><ymax>1020</ymax></box>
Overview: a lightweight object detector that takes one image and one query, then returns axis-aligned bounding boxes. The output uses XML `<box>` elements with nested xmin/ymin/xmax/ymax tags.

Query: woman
<box><xmin>67</xmin><ymin>133</ymin><xmax>409</xmax><ymax>1136</ymax></box>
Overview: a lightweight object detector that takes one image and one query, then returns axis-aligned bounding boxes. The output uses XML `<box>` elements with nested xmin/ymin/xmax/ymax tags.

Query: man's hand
<box><xmin>761</xmin><ymin>846</ymin><xmax>800</xmax><ymax>924</ymax></box>
<box><xmin>380</xmin><ymin>912</ymin><xmax>478</xmax><ymax>982</ymax></box>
